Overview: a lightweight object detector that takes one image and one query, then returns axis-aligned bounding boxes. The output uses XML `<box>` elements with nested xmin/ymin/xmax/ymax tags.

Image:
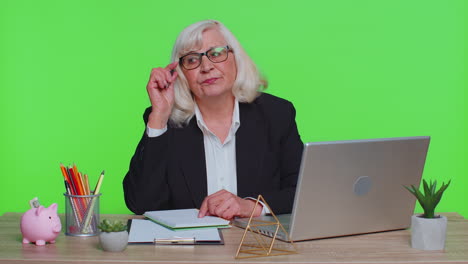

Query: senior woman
<box><xmin>123</xmin><ymin>20</ymin><xmax>303</xmax><ymax>219</ymax></box>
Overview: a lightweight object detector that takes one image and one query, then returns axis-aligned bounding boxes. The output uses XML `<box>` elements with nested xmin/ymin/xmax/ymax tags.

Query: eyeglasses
<box><xmin>179</xmin><ymin>46</ymin><xmax>231</xmax><ymax>70</ymax></box>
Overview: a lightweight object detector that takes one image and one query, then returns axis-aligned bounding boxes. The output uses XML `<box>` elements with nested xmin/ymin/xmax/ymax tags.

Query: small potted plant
<box><xmin>98</xmin><ymin>219</ymin><xmax>128</xmax><ymax>252</ymax></box>
<box><xmin>404</xmin><ymin>179</ymin><xmax>451</xmax><ymax>250</ymax></box>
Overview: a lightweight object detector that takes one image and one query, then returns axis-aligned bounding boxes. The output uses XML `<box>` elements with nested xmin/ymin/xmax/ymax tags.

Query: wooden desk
<box><xmin>1</xmin><ymin>212</ymin><xmax>467</xmax><ymax>264</ymax></box>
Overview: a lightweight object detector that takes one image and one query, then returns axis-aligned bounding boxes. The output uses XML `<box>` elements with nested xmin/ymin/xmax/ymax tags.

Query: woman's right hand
<box><xmin>146</xmin><ymin>61</ymin><xmax>179</xmax><ymax>129</ymax></box>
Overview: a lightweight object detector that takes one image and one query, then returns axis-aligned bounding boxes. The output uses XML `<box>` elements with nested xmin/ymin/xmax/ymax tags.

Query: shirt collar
<box><xmin>194</xmin><ymin>99</ymin><xmax>241</xmax><ymax>136</ymax></box>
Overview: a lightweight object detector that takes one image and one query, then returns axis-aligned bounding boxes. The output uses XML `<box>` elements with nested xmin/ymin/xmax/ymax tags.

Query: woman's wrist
<box><xmin>147</xmin><ymin>112</ymin><xmax>169</xmax><ymax>129</ymax></box>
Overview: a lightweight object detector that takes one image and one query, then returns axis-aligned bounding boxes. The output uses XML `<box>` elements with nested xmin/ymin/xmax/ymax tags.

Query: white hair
<box><xmin>168</xmin><ymin>20</ymin><xmax>267</xmax><ymax>127</ymax></box>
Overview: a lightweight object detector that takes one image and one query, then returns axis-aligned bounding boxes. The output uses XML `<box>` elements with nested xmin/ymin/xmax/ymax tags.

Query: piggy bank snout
<box><xmin>53</xmin><ymin>221</ymin><xmax>62</xmax><ymax>233</ymax></box>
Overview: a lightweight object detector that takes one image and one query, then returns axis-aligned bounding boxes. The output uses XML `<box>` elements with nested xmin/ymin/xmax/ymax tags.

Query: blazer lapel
<box><xmin>175</xmin><ymin>118</ymin><xmax>207</xmax><ymax>207</ymax></box>
<box><xmin>236</xmin><ymin>101</ymin><xmax>267</xmax><ymax>197</ymax></box>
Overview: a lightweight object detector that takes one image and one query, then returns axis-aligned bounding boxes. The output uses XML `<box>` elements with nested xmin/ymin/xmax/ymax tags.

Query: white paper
<box><xmin>143</xmin><ymin>208</ymin><xmax>230</xmax><ymax>228</ymax></box>
<box><xmin>128</xmin><ymin>219</ymin><xmax>222</xmax><ymax>243</ymax></box>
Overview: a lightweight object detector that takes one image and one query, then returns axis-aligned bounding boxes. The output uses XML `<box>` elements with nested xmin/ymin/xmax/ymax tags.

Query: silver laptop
<box><xmin>233</xmin><ymin>136</ymin><xmax>430</xmax><ymax>242</ymax></box>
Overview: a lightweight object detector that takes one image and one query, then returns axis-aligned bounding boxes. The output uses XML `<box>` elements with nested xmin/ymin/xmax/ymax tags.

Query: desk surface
<box><xmin>1</xmin><ymin>212</ymin><xmax>467</xmax><ymax>264</ymax></box>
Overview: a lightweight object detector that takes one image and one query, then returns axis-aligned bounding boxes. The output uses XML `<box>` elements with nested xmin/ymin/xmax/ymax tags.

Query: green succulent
<box><xmin>404</xmin><ymin>179</ymin><xmax>451</xmax><ymax>219</ymax></box>
<box><xmin>98</xmin><ymin>219</ymin><xmax>127</xmax><ymax>232</ymax></box>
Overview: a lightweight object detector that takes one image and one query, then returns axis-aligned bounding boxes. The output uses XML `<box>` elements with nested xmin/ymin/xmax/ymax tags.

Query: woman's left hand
<box><xmin>198</xmin><ymin>190</ymin><xmax>263</xmax><ymax>220</ymax></box>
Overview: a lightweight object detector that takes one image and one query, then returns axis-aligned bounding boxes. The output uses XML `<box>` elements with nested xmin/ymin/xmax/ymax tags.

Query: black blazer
<box><xmin>123</xmin><ymin>93</ymin><xmax>303</xmax><ymax>215</ymax></box>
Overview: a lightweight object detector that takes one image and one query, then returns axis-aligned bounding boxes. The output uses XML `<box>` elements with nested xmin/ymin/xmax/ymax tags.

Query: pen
<box><xmin>154</xmin><ymin>237</ymin><xmax>195</xmax><ymax>245</ymax></box>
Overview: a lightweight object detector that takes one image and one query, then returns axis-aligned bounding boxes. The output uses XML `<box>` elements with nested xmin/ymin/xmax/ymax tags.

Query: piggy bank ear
<box><xmin>35</xmin><ymin>206</ymin><xmax>45</xmax><ymax>216</ymax></box>
<box><xmin>49</xmin><ymin>203</ymin><xmax>58</xmax><ymax>213</ymax></box>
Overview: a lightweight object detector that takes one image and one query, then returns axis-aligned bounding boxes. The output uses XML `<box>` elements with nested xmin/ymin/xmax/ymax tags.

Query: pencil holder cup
<box><xmin>64</xmin><ymin>193</ymin><xmax>101</xmax><ymax>236</ymax></box>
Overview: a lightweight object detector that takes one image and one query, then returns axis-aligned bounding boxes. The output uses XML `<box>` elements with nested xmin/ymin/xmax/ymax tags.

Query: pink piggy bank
<box><xmin>20</xmin><ymin>203</ymin><xmax>62</xmax><ymax>245</ymax></box>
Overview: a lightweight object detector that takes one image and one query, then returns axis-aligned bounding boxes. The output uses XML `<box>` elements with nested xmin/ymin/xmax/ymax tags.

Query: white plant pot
<box><xmin>99</xmin><ymin>231</ymin><xmax>129</xmax><ymax>252</ymax></box>
<box><xmin>411</xmin><ymin>214</ymin><xmax>447</xmax><ymax>250</ymax></box>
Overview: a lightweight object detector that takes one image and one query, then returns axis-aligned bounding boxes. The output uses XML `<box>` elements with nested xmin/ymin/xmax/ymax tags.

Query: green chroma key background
<box><xmin>1</xmin><ymin>0</ymin><xmax>465</xmax><ymax>217</ymax></box>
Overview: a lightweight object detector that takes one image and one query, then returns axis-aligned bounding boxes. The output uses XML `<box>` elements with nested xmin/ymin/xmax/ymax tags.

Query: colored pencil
<box><xmin>81</xmin><ymin>171</ymin><xmax>105</xmax><ymax>233</ymax></box>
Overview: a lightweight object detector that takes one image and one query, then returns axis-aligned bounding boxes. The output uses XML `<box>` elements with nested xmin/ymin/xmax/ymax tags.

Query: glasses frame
<box><xmin>179</xmin><ymin>45</ymin><xmax>231</xmax><ymax>70</ymax></box>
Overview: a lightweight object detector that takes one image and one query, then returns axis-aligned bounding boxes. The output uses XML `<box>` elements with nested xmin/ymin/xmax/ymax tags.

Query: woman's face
<box><xmin>181</xmin><ymin>28</ymin><xmax>237</xmax><ymax>102</ymax></box>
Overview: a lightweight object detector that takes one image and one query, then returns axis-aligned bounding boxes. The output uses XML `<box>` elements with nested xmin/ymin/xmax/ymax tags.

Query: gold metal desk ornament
<box><xmin>235</xmin><ymin>195</ymin><xmax>298</xmax><ymax>259</ymax></box>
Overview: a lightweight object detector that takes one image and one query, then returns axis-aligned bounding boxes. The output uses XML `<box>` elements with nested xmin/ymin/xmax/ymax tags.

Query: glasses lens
<box><xmin>207</xmin><ymin>47</ymin><xmax>228</xmax><ymax>63</ymax></box>
<box><xmin>180</xmin><ymin>46</ymin><xmax>230</xmax><ymax>70</ymax></box>
<box><xmin>182</xmin><ymin>54</ymin><xmax>202</xmax><ymax>70</ymax></box>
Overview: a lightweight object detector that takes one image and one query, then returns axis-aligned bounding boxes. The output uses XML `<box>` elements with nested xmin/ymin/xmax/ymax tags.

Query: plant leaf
<box><xmin>433</xmin><ymin>180</ymin><xmax>451</xmax><ymax>207</ymax></box>
<box><xmin>422</xmin><ymin>179</ymin><xmax>430</xmax><ymax>197</ymax></box>
<box><xmin>404</xmin><ymin>185</ymin><xmax>417</xmax><ymax>196</ymax></box>
<box><xmin>431</xmin><ymin>180</ymin><xmax>437</xmax><ymax>195</ymax></box>
<box><xmin>413</xmin><ymin>187</ymin><xmax>427</xmax><ymax>209</ymax></box>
